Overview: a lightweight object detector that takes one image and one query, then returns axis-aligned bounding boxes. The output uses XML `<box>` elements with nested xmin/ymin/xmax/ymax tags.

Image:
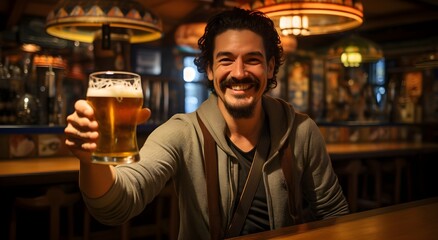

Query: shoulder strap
<box><xmin>281</xmin><ymin>117</ymin><xmax>303</xmax><ymax>224</ymax></box>
<box><xmin>225</xmin><ymin>123</ymin><xmax>269</xmax><ymax>237</ymax></box>
<box><xmin>196</xmin><ymin>113</ymin><xmax>223</xmax><ymax>240</ymax></box>
<box><xmin>197</xmin><ymin>111</ymin><xmax>302</xmax><ymax>236</ymax></box>
<box><xmin>196</xmin><ymin>113</ymin><xmax>268</xmax><ymax>238</ymax></box>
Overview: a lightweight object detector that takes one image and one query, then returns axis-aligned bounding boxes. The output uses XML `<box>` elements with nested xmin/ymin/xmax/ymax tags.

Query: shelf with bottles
<box><xmin>0</xmin><ymin>49</ymin><xmax>70</xmax><ymax>126</ymax></box>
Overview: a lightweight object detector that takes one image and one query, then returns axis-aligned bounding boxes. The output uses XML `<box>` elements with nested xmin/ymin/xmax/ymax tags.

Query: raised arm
<box><xmin>64</xmin><ymin>100</ymin><xmax>151</xmax><ymax>198</ymax></box>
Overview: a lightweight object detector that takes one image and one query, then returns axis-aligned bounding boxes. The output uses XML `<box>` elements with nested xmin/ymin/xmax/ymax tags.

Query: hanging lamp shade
<box><xmin>45</xmin><ymin>0</ymin><xmax>163</xmax><ymax>43</ymax></box>
<box><xmin>174</xmin><ymin>0</ymin><xmax>233</xmax><ymax>53</ymax></box>
<box><xmin>327</xmin><ymin>35</ymin><xmax>384</xmax><ymax>67</ymax></box>
<box><xmin>174</xmin><ymin>21</ymin><xmax>298</xmax><ymax>53</ymax></box>
<box><xmin>244</xmin><ymin>0</ymin><xmax>364</xmax><ymax>36</ymax></box>
<box><xmin>174</xmin><ymin>22</ymin><xmax>207</xmax><ymax>53</ymax></box>
<box><xmin>175</xmin><ymin>1</ymin><xmax>298</xmax><ymax>53</ymax></box>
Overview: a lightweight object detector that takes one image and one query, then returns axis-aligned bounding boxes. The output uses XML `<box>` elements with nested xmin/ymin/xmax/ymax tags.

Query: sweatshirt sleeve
<box><xmin>82</xmin><ymin>115</ymin><xmax>191</xmax><ymax>226</ymax></box>
<box><xmin>300</xmin><ymin>118</ymin><xmax>350</xmax><ymax>219</ymax></box>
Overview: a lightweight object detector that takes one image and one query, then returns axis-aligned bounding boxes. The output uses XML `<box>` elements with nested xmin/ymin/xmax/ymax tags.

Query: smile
<box><xmin>229</xmin><ymin>84</ymin><xmax>253</xmax><ymax>91</ymax></box>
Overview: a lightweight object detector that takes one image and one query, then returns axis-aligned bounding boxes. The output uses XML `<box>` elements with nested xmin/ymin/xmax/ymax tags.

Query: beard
<box><xmin>223</xmin><ymin>98</ymin><xmax>256</xmax><ymax>118</ymax></box>
<box><xmin>219</xmin><ymin>77</ymin><xmax>260</xmax><ymax>119</ymax></box>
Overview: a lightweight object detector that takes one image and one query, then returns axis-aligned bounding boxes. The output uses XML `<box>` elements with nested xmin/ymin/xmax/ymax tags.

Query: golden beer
<box><xmin>86</xmin><ymin>71</ymin><xmax>143</xmax><ymax>164</ymax></box>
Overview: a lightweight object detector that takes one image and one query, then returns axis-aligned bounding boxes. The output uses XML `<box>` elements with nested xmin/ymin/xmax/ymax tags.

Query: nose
<box><xmin>230</xmin><ymin>58</ymin><xmax>246</xmax><ymax>80</ymax></box>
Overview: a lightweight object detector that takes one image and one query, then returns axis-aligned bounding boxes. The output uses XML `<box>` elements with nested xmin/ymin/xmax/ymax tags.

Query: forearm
<box><xmin>79</xmin><ymin>162</ymin><xmax>116</xmax><ymax>198</ymax></box>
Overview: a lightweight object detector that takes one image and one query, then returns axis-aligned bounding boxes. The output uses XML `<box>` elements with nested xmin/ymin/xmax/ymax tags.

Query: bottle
<box><xmin>8</xmin><ymin>62</ymin><xmax>23</xmax><ymax>124</ymax></box>
<box><xmin>46</xmin><ymin>65</ymin><xmax>57</xmax><ymax>125</ymax></box>
<box><xmin>15</xmin><ymin>57</ymin><xmax>39</xmax><ymax>125</ymax></box>
<box><xmin>15</xmin><ymin>92</ymin><xmax>39</xmax><ymax>125</ymax></box>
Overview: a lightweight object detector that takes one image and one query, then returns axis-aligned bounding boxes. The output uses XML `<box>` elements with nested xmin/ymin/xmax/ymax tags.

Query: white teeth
<box><xmin>230</xmin><ymin>84</ymin><xmax>251</xmax><ymax>90</ymax></box>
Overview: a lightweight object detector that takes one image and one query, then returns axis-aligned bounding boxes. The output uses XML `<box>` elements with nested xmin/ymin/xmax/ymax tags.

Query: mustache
<box><xmin>220</xmin><ymin>77</ymin><xmax>259</xmax><ymax>88</ymax></box>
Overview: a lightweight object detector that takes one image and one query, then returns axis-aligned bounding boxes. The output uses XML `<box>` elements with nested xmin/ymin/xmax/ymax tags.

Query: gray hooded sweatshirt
<box><xmin>83</xmin><ymin>94</ymin><xmax>349</xmax><ymax>239</ymax></box>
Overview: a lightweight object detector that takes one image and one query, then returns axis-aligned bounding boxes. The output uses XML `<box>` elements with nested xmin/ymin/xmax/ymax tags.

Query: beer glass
<box><xmin>86</xmin><ymin>71</ymin><xmax>143</xmax><ymax>165</ymax></box>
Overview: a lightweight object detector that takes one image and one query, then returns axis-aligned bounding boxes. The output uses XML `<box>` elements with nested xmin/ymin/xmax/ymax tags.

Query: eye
<box><xmin>218</xmin><ymin>57</ymin><xmax>233</xmax><ymax>65</ymax></box>
<box><xmin>246</xmin><ymin>57</ymin><xmax>262</xmax><ymax>65</ymax></box>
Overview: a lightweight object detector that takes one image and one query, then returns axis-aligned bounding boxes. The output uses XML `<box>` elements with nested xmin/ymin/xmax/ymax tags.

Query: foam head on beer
<box><xmin>86</xmin><ymin>71</ymin><xmax>143</xmax><ymax>164</ymax></box>
<box><xmin>87</xmin><ymin>71</ymin><xmax>143</xmax><ymax>98</ymax></box>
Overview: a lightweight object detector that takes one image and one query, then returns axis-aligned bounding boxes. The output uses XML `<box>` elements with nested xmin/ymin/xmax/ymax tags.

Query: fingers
<box><xmin>64</xmin><ymin>124</ymin><xmax>98</xmax><ymax>149</ymax></box>
<box><xmin>74</xmin><ymin>100</ymin><xmax>95</xmax><ymax>118</ymax></box>
<box><xmin>66</xmin><ymin>100</ymin><xmax>98</xmax><ymax>131</ymax></box>
<box><xmin>64</xmin><ymin>100</ymin><xmax>99</xmax><ymax>160</ymax></box>
<box><xmin>137</xmin><ymin>108</ymin><xmax>152</xmax><ymax>124</ymax></box>
<box><xmin>64</xmin><ymin>100</ymin><xmax>151</xmax><ymax>162</ymax></box>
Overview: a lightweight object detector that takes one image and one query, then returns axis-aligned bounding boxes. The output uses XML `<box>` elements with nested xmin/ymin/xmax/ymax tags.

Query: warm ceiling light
<box><xmin>279</xmin><ymin>15</ymin><xmax>309</xmax><ymax>36</ymax></box>
<box><xmin>327</xmin><ymin>35</ymin><xmax>383</xmax><ymax>67</ymax></box>
<box><xmin>174</xmin><ymin>0</ymin><xmax>235</xmax><ymax>53</ymax></box>
<box><xmin>246</xmin><ymin>0</ymin><xmax>364</xmax><ymax>36</ymax></box>
<box><xmin>175</xmin><ymin>1</ymin><xmax>298</xmax><ymax>53</ymax></box>
<box><xmin>45</xmin><ymin>0</ymin><xmax>163</xmax><ymax>44</ymax></box>
<box><xmin>174</xmin><ymin>21</ymin><xmax>298</xmax><ymax>53</ymax></box>
<box><xmin>21</xmin><ymin>43</ymin><xmax>41</xmax><ymax>53</ymax></box>
<box><xmin>340</xmin><ymin>47</ymin><xmax>362</xmax><ymax>67</ymax></box>
<box><xmin>174</xmin><ymin>22</ymin><xmax>206</xmax><ymax>53</ymax></box>
<box><xmin>33</xmin><ymin>54</ymin><xmax>67</xmax><ymax>69</ymax></box>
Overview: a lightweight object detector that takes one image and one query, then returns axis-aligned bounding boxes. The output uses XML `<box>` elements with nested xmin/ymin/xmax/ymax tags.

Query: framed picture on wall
<box><xmin>311</xmin><ymin>58</ymin><xmax>324</xmax><ymax>121</ymax></box>
<box><xmin>287</xmin><ymin>59</ymin><xmax>310</xmax><ymax>113</ymax></box>
<box><xmin>324</xmin><ymin>62</ymin><xmax>345</xmax><ymax>121</ymax></box>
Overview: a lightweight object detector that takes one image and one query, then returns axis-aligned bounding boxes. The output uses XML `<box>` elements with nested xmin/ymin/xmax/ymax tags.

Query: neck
<box><xmin>220</xmin><ymin>102</ymin><xmax>265</xmax><ymax>152</ymax></box>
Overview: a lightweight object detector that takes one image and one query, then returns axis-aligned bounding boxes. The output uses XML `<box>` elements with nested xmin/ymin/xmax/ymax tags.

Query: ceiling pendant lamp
<box><xmin>244</xmin><ymin>0</ymin><xmax>364</xmax><ymax>36</ymax></box>
<box><xmin>174</xmin><ymin>0</ymin><xmax>298</xmax><ymax>53</ymax></box>
<box><xmin>174</xmin><ymin>22</ymin><xmax>208</xmax><ymax>53</ymax></box>
<box><xmin>45</xmin><ymin>0</ymin><xmax>163</xmax><ymax>44</ymax></box>
<box><xmin>327</xmin><ymin>35</ymin><xmax>384</xmax><ymax>67</ymax></box>
<box><xmin>174</xmin><ymin>0</ymin><xmax>236</xmax><ymax>53</ymax></box>
<box><xmin>279</xmin><ymin>15</ymin><xmax>309</xmax><ymax>36</ymax></box>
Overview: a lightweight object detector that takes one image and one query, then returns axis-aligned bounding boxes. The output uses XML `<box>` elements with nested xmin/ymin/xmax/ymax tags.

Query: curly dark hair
<box><xmin>194</xmin><ymin>7</ymin><xmax>284</xmax><ymax>94</ymax></box>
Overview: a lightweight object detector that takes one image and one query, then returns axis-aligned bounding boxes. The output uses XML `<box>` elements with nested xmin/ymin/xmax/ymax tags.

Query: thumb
<box><xmin>137</xmin><ymin>108</ymin><xmax>152</xmax><ymax>124</ymax></box>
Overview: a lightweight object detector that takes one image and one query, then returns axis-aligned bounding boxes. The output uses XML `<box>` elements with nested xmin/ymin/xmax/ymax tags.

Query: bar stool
<box><xmin>362</xmin><ymin>157</ymin><xmax>412</xmax><ymax>207</ymax></box>
<box><xmin>332</xmin><ymin>159</ymin><xmax>364</xmax><ymax>212</ymax></box>
<box><xmin>9</xmin><ymin>185</ymin><xmax>82</xmax><ymax>240</ymax></box>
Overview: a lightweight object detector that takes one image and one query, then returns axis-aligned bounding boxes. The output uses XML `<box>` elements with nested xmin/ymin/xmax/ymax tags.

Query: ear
<box><xmin>267</xmin><ymin>57</ymin><xmax>275</xmax><ymax>79</ymax></box>
<box><xmin>207</xmin><ymin>65</ymin><xmax>214</xmax><ymax>81</ymax></box>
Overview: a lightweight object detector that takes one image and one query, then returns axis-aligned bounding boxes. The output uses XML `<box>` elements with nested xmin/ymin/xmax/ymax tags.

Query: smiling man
<box><xmin>65</xmin><ymin>7</ymin><xmax>349</xmax><ymax>240</ymax></box>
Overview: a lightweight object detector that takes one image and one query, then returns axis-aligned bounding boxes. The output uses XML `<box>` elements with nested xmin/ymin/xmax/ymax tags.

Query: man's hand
<box><xmin>64</xmin><ymin>100</ymin><xmax>152</xmax><ymax>163</ymax></box>
<box><xmin>64</xmin><ymin>100</ymin><xmax>98</xmax><ymax>163</ymax></box>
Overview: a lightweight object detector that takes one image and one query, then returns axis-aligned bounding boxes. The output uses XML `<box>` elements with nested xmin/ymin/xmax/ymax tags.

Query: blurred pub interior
<box><xmin>0</xmin><ymin>0</ymin><xmax>437</xmax><ymax>239</ymax></box>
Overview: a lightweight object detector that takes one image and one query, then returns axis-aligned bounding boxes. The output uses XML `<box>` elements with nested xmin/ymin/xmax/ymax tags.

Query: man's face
<box><xmin>207</xmin><ymin>29</ymin><xmax>274</xmax><ymax>118</ymax></box>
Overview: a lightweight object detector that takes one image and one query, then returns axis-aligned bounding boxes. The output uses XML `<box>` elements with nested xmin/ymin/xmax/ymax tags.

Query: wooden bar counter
<box><xmin>1</xmin><ymin>142</ymin><xmax>437</xmax><ymax>187</ymax></box>
<box><xmin>228</xmin><ymin>197</ymin><xmax>438</xmax><ymax>240</ymax></box>
<box><xmin>0</xmin><ymin>157</ymin><xmax>79</xmax><ymax>187</ymax></box>
<box><xmin>0</xmin><ymin>142</ymin><xmax>437</xmax><ymax>239</ymax></box>
<box><xmin>327</xmin><ymin>142</ymin><xmax>438</xmax><ymax>160</ymax></box>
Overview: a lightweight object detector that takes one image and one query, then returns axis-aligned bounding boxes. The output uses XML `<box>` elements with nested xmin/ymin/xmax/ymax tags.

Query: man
<box><xmin>65</xmin><ymin>7</ymin><xmax>349</xmax><ymax>239</ymax></box>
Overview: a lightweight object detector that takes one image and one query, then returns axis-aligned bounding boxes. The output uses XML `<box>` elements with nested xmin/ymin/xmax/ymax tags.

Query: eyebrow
<box><xmin>215</xmin><ymin>51</ymin><xmax>265</xmax><ymax>59</ymax></box>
